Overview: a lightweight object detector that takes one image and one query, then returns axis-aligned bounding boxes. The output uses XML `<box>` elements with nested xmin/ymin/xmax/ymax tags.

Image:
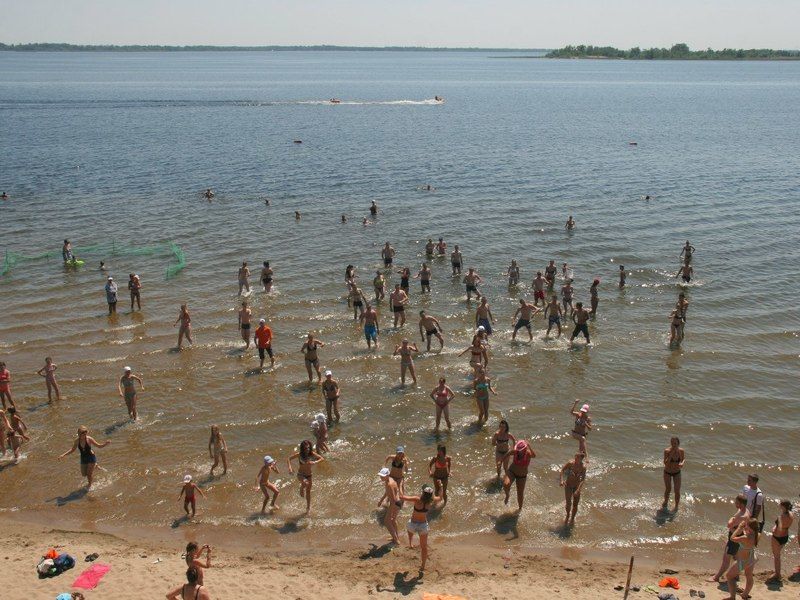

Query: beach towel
<box><xmin>72</xmin><ymin>563</ymin><xmax>111</xmax><ymax>590</ymax></box>
<box><xmin>658</xmin><ymin>576</ymin><xmax>680</xmax><ymax>589</ymax></box>
<box><xmin>422</xmin><ymin>594</ymin><xmax>467</xmax><ymax>600</ymax></box>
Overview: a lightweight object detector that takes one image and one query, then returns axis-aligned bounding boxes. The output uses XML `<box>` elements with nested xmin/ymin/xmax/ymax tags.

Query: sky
<box><xmin>1</xmin><ymin>0</ymin><xmax>799</xmax><ymax>49</ymax></box>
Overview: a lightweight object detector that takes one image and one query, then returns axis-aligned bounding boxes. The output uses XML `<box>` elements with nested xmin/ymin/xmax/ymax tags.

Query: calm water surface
<box><xmin>1</xmin><ymin>51</ymin><xmax>799</xmax><ymax>553</ymax></box>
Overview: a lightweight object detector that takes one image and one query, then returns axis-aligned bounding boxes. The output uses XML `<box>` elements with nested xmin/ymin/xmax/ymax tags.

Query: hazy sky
<box><xmin>2</xmin><ymin>0</ymin><xmax>799</xmax><ymax>49</ymax></box>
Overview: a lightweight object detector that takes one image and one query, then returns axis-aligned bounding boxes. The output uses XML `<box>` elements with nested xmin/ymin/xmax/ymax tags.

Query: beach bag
<box><xmin>37</xmin><ymin>558</ymin><xmax>56</xmax><ymax>577</ymax></box>
<box><xmin>54</xmin><ymin>554</ymin><xmax>75</xmax><ymax>573</ymax></box>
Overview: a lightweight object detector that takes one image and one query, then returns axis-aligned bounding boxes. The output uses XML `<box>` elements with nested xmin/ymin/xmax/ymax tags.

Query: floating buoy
<box><xmin>293</xmin><ymin>140</ymin><xmax>303</xmax><ymax>144</ymax></box>
<box><xmin>628</xmin><ymin>142</ymin><xmax>638</xmax><ymax>146</ymax></box>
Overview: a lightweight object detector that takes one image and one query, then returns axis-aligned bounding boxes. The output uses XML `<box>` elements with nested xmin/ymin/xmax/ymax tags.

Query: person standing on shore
<box><xmin>766</xmin><ymin>500</ymin><xmax>794</xmax><ymax>583</ymax></box>
<box><xmin>208</xmin><ymin>425</ymin><xmax>228</xmax><ymax>476</ymax></box>
<box><xmin>451</xmin><ymin>245</ymin><xmax>463</xmax><ymax>275</ymax></box>
<box><xmin>430</xmin><ymin>377</ymin><xmax>454</xmax><ymax>431</ymax></box>
<box><xmin>428</xmin><ymin>445</ymin><xmax>451</xmax><ymax>506</ymax></box>
<box><xmin>36</xmin><ymin>357</ymin><xmax>61</xmax><ymax>402</ymax></box>
<box><xmin>512</xmin><ymin>298</ymin><xmax>539</xmax><ymax>341</ymax></box>
<box><xmin>393</xmin><ymin>339</ymin><xmax>418</xmax><ymax>386</ymax></box>
<box><xmin>475</xmin><ymin>296</ymin><xmax>496</xmax><ymax>335</ymax></box>
<box><xmin>260</xmin><ymin>261</ymin><xmax>274</xmax><ymax>292</ymax></box>
<box><xmin>360</xmin><ymin>303</ymin><xmax>380</xmax><ymax>349</ymax></box>
<box><xmin>418</xmin><ymin>310</ymin><xmax>444</xmax><ymax>351</ymax></box>
<box><xmin>569</xmin><ymin>302</ymin><xmax>591</xmax><ymax>345</ymax></box>
<box><xmin>544</xmin><ymin>294</ymin><xmax>564</xmax><ymax>338</ymax></box>
<box><xmin>237</xmin><ymin>261</ymin><xmax>250</xmax><ymax>296</ymax></box>
<box><xmin>58</xmin><ymin>426</ymin><xmax>109</xmax><ymax>488</ymax></box>
<box><xmin>287</xmin><ymin>440</ymin><xmax>325</xmax><ymax>513</ymax></box>
<box><xmin>118</xmin><ymin>366</ymin><xmax>143</xmax><ymax>420</ymax></box>
<box><xmin>662</xmin><ymin>437</ymin><xmax>685</xmax><ymax>511</ymax></box>
<box><xmin>742</xmin><ymin>474</ymin><xmax>764</xmax><ymax>527</ymax></box>
<box><xmin>166</xmin><ymin>567</ymin><xmax>209</xmax><ymax>600</ymax></box>
<box><xmin>238</xmin><ymin>301</ymin><xmax>252</xmax><ymax>349</ymax></box>
<box><xmin>321</xmin><ymin>370</ymin><xmax>340</xmax><ymax>423</ymax></box>
<box><xmin>128</xmin><ymin>273</ymin><xmax>142</xmax><ymax>311</ymax></box>
<box><xmin>503</xmin><ymin>440</ymin><xmax>535</xmax><ymax>512</ymax></box>
<box><xmin>400</xmin><ymin>484</ymin><xmax>442</xmax><ymax>572</ymax></box>
<box><xmin>389</xmin><ymin>284</ymin><xmax>409</xmax><ymax>327</ymax></box>
<box><xmin>381</xmin><ymin>242</ymin><xmax>395</xmax><ymax>268</ymax></box>
<box><xmin>709</xmin><ymin>494</ymin><xmax>750</xmax><ymax>583</ymax></box>
<box><xmin>255</xmin><ymin>455</ymin><xmax>280</xmax><ymax>513</ymax></box>
<box><xmin>725</xmin><ymin>518</ymin><xmax>759</xmax><ymax>600</ymax></box>
<box><xmin>378</xmin><ymin>467</ymin><xmax>401</xmax><ymax>544</ymax></box>
<box><xmin>463</xmin><ymin>268</ymin><xmax>482</xmax><ymax>301</ymax></box>
<box><xmin>0</xmin><ymin>362</ymin><xmax>13</xmax><ymax>410</ymax></box>
<box><xmin>559</xmin><ymin>451</ymin><xmax>587</xmax><ymax>525</ymax></box>
<box><xmin>180</xmin><ymin>475</ymin><xmax>206</xmax><ymax>518</ymax></box>
<box><xmin>254</xmin><ymin>319</ymin><xmax>274</xmax><ymax>369</ymax></box>
<box><xmin>532</xmin><ymin>271</ymin><xmax>547</xmax><ymax>307</ymax></box>
<box><xmin>301</xmin><ymin>334</ymin><xmax>325</xmax><ymax>383</ymax></box>
<box><xmin>184</xmin><ymin>542</ymin><xmax>212</xmax><ymax>585</ymax></box>
<box><xmin>104</xmin><ymin>276</ymin><xmax>118</xmax><ymax>315</ymax></box>
<box><xmin>492</xmin><ymin>419</ymin><xmax>515</xmax><ymax>478</ymax></box>
<box><xmin>175</xmin><ymin>304</ymin><xmax>193</xmax><ymax>349</ymax></box>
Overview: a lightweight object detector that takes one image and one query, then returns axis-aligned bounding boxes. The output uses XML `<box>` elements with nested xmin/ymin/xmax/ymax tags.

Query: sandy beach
<box><xmin>4</xmin><ymin>516</ymin><xmax>798</xmax><ymax>599</ymax></box>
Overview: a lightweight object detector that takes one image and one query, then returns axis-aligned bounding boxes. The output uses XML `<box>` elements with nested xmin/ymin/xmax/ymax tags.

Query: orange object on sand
<box><xmin>658</xmin><ymin>576</ymin><xmax>680</xmax><ymax>589</ymax></box>
<box><xmin>45</xmin><ymin>548</ymin><xmax>58</xmax><ymax>559</ymax></box>
<box><xmin>422</xmin><ymin>594</ymin><xmax>467</xmax><ymax>600</ymax></box>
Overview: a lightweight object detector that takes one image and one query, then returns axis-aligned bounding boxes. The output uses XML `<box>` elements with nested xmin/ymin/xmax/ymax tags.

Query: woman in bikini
<box><xmin>379</xmin><ymin>446</ymin><xmax>409</xmax><ymax>504</ymax></box>
<box><xmin>503</xmin><ymin>440</ymin><xmax>535</xmax><ymax>512</ymax></box>
<box><xmin>287</xmin><ymin>440</ymin><xmax>325</xmax><ymax>513</ymax></box>
<box><xmin>491</xmin><ymin>420</ymin><xmax>516</xmax><ymax>478</ymax></box>
<box><xmin>208</xmin><ymin>425</ymin><xmax>228</xmax><ymax>476</ymax></box>
<box><xmin>301</xmin><ymin>334</ymin><xmax>325</xmax><ymax>383</ymax></box>
<box><xmin>725</xmin><ymin>518</ymin><xmax>759</xmax><ymax>600</ymax></box>
<box><xmin>400</xmin><ymin>484</ymin><xmax>443</xmax><ymax>572</ymax></box>
<box><xmin>669</xmin><ymin>310</ymin><xmax>684</xmax><ymax>345</ymax></box>
<box><xmin>767</xmin><ymin>500</ymin><xmax>794</xmax><ymax>582</ymax></box>
<box><xmin>58</xmin><ymin>426</ymin><xmax>109</xmax><ymax>488</ymax></box>
<box><xmin>260</xmin><ymin>261</ymin><xmax>274</xmax><ymax>292</ymax></box>
<box><xmin>428</xmin><ymin>445</ymin><xmax>451</xmax><ymax>505</ymax></box>
<box><xmin>392</xmin><ymin>339</ymin><xmax>418</xmax><ymax>386</ymax></box>
<box><xmin>569</xmin><ymin>400</ymin><xmax>592</xmax><ymax>455</ymax></box>
<box><xmin>710</xmin><ymin>494</ymin><xmax>750</xmax><ymax>583</ymax></box>
<box><xmin>560</xmin><ymin>452</ymin><xmax>587</xmax><ymax>525</ymax></box>
<box><xmin>237</xmin><ymin>261</ymin><xmax>250</xmax><ymax>296</ymax></box>
<box><xmin>166</xmin><ymin>566</ymin><xmax>210</xmax><ymax>600</ymax></box>
<box><xmin>589</xmin><ymin>279</ymin><xmax>600</xmax><ymax>315</ymax></box>
<box><xmin>36</xmin><ymin>357</ymin><xmax>62</xmax><ymax>401</ymax></box>
<box><xmin>118</xmin><ymin>366</ymin><xmax>144</xmax><ymax>420</ymax></box>
<box><xmin>0</xmin><ymin>362</ymin><xmax>14</xmax><ymax>410</ymax></box>
<box><xmin>175</xmin><ymin>304</ymin><xmax>193</xmax><ymax>349</ymax></box>
<box><xmin>430</xmin><ymin>377</ymin><xmax>454</xmax><ymax>431</ymax></box>
<box><xmin>397</xmin><ymin>267</ymin><xmax>411</xmax><ymax>294</ymax></box>
<box><xmin>662</xmin><ymin>437</ymin><xmax>685</xmax><ymax>511</ymax></box>
<box><xmin>458</xmin><ymin>337</ymin><xmax>488</xmax><ymax>375</ymax></box>
<box><xmin>183</xmin><ymin>542</ymin><xmax>212</xmax><ymax>586</ymax></box>
<box><xmin>473</xmin><ymin>366</ymin><xmax>497</xmax><ymax>424</ymax></box>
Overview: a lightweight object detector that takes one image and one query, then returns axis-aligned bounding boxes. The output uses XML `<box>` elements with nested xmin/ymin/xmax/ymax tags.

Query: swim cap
<box><xmin>183</xmin><ymin>475</ymin><xmax>192</xmax><ymax>483</ymax></box>
<box><xmin>315</xmin><ymin>413</ymin><xmax>326</xmax><ymax>423</ymax></box>
<box><xmin>580</xmin><ymin>404</ymin><xmax>589</xmax><ymax>413</ymax></box>
<box><xmin>396</xmin><ymin>445</ymin><xmax>405</xmax><ymax>454</ymax></box>
<box><xmin>259</xmin><ymin>318</ymin><xmax>265</xmax><ymax>323</ymax></box>
<box><xmin>514</xmin><ymin>440</ymin><xmax>527</xmax><ymax>452</ymax></box>
<box><xmin>263</xmin><ymin>456</ymin><xmax>275</xmax><ymax>465</ymax></box>
<box><xmin>378</xmin><ymin>467</ymin><xmax>390</xmax><ymax>478</ymax></box>
<box><xmin>477</xmin><ymin>325</ymin><xmax>486</xmax><ymax>332</ymax></box>
<box><xmin>123</xmin><ymin>366</ymin><xmax>131</xmax><ymax>372</ymax></box>
<box><xmin>324</xmin><ymin>370</ymin><xmax>332</xmax><ymax>376</ymax></box>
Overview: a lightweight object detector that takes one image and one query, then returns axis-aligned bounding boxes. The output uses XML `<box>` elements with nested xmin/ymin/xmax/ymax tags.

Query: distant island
<box><xmin>546</xmin><ymin>43</ymin><xmax>800</xmax><ymax>60</ymax></box>
<box><xmin>0</xmin><ymin>42</ymin><xmax>547</xmax><ymax>53</ymax></box>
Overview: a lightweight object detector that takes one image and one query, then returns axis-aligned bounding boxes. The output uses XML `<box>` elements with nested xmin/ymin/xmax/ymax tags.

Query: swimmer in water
<box><xmin>512</xmin><ymin>298</ymin><xmax>540</xmax><ymax>341</ymax></box>
<box><xmin>569</xmin><ymin>302</ymin><xmax>591</xmax><ymax>345</ymax></box>
<box><xmin>179</xmin><ymin>475</ymin><xmax>207</xmax><ymax>518</ymax></box>
<box><xmin>0</xmin><ymin>192</ymin><xmax>7</xmax><ymax>200</ymax></box>
<box><xmin>295</xmin><ymin>211</ymin><xmax>301</xmax><ymax>220</ymax></box>
<box><xmin>118</xmin><ymin>366</ymin><xmax>144</xmax><ymax>420</ymax></box>
<box><xmin>348</xmin><ymin>285</ymin><xmax>367</xmax><ymax>320</ymax></box>
<box><xmin>260</xmin><ymin>261</ymin><xmax>274</xmax><ymax>292</ymax></box>
<box><xmin>301</xmin><ymin>334</ymin><xmax>325</xmax><ymax>383</ymax></box>
<box><xmin>675</xmin><ymin>293</ymin><xmax>689</xmax><ymax>340</ymax></box>
<box><xmin>428</xmin><ymin>445</ymin><xmax>451</xmax><ymax>505</ymax></box>
<box><xmin>389</xmin><ymin>284</ymin><xmax>409</xmax><ymax>327</ymax></box>
<box><xmin>237</xmin><ymin>261</ymin><xmax>251</xmax><ymax>296</ymax></box>
<box><xmin>36</xmin><ymin>356</ymin><xmax>61</xmax><ymax>402</ymax></box>
<box><xmin>532</xmin><ymin>271</ymin><xmax>547</xmax><ymax>307</ymax></box>
<box><xmin>507</xmin><ymin>260</ymin><xmax>520</xmax><ymax>286</ymax></box>
<box><xmin>362</xmin><ymin>217</ymin><xmax>369</xmax><ymax>226</ymax></box>
<box><xmin>238</xmin><ymin>301</ymin><xmax>252</xmax><ymax>349</ymax></box>
<box><xmin>475</xmin><ymin>296</ymin><xmax>496</xmax><ymax>335</ymax></box>
<box><xmin>255</xmin><ymin>455</ymin><xmax>280</xmax><ymax>512</ymax></box>
<box><xmin>310</xmin><ymin>413</ymin><xmax>328</xmax><ymax>453</ymax></box>
<box><xmin>393</xmin><ymin>339</ymin><xmax>419</xmax><ymax>386</ymax></box>
<box><xmin>416</xmin><ymin>262</ymin><xmax>432</xmax><ymax>293</ymax></box>
<box><xmin>450</xmin><ymin>245</ymin><xmax>463</xmax><ymax>275</ymax></box>
<box><xmin>175</xmin><ymin>304</ymin><xmax>193</xmax><ymax>349</ymax></box>
<box><xmin>569</xmin><ymin>401</ymin><xmax>592</xmax><ymax>455</ymax></box>
<box><xmin>463</xmin><ymin>268</ymin><xmax>482</xmax><ymax>301</ymax></box>
<box><xmin>370</xmin><ymin>200</ymin><xmax>378</xmax><ymax>216</ymax></box>
<box><xmin>321</xmin><ymin>370</ymin><xmax>340</xmax><ymax>423</ymax></box>
<box><xmin>287</xmin><ymin>440</ymin><xmax>325</xmax><ymax>513</ymax></box>
<box><xmin>381</xmin><ymin>242</ymin><xmax>396</xmax><ymax>268</ymax></box>
<box><xmin>418</xmin><ymin>310</ymin><xmax>444</xmax><ymax>351</ymax></box>
<box><xmin>436</xmin><ymin>237</ymin><xmax>447</xmax><ymax>255</ymax></box>
<box><xmin>62</xmin><ymin>239</ymin><xmax>73</xmax><ymax>263</ymax></box>
<box><xmin>424</xmin><ymin>239</ymin><xmax>435</xmax><ymax>257</ymax></box>
<box><xmin>669</xmin><ymin>310</ymin><xmax>684</xmax><ymax>345</ymax></box>
<box><xmin>430</xmin><ymin>377</ymin><xmax>454</xmax><ymax>431</ymax></box>
<box><xmin>492</xmin><ymin>419</ymin><xmax>516</xmax><ymax>478</ymax></box>
<box><xmin>662</xmin><ymin>436</ymin><xmax>685</xmax><ymax>511</ymax></box>
<box><xmin>203</xmin><ymin>188</ymin><xmax>214</xmax><ymax>200</ymax></box>
<box><xmin>502</xmin><ymin>440</ymin><xmax>535</xmax><ymax>512</ymax></box>
<box><xmin>264</xmin><ymin>198</ymin><xmax>270</xmax><ymax>205</ymax></box>
<box><xmin>341</xmin><ymin>214</ymin><xmax>347</xmax><ymax>223</ymax></box>
<box><xmin>560</xmin><ymin>451</ymin><xmax>587</xmax><ymax>525</ymax></box>
<box><xmin>360</xmin><ymin>303</ymin><xmax>380</xmax><ymax>349</ymax></box>
<box><xmin>619</xmin><ymin>265</ymin><xmax>626</xmax><ymax>288</ymax></box>
<box><xmin>565</xmin><ymin>215</ymin><xmax>576</xmax><ymax>230</ymax></box>
<box><xmin>544</xmin><ymin>294</ymin><xmax>564</xmax><ymax>338</ymax></box>
<box><xmin>99</xmin><ymin>261</ymin><xmax>108</xmax><ymax>271</ymax></box>
<box><xmin>472</xmin><ymin>365</ymin><xmax>497</xmax><ymax>424</ymax></box>
<box><xmin>373</xmin><ymin>270</ymin><xmax>386</xmax><ymax>301</ymax></box>
<box><xmin>680</xmin><ymin>241</ymin><xmax>695</xmax><ymax>264</ymax></box>
<box><xmin>676</xmin><ymin>264</ymin><xmax>693</xmax><ymax>284</ymax></box>
<box><xmin>59</xmin><ymin>426</ymin><xmax>110</xmax><ymax>488</ymax></box>
<box><xmin>208</xmin><ymin>425</ymin><xmax>228</xmax><ymax>476</ymax></box>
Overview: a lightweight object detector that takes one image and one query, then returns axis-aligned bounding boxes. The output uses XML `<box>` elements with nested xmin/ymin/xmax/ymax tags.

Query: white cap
<box><xmin>123</xmin><ymin>366</ymin><xmax>131</xmax><ymax>372</ymax></box>
<box><xmin>107</xmin><ymin>276</ymin><xmax>113</xmax><ymax>280</ymax></box>
<box><xmin>263</xmin><ymin>455</ymin><xmax>275</xmax><ymax>465</ymax></box>
<box><xmin>259</xmin><ymin>318</ymin><xmax>266</xmax><ymax>323</ymax></box>
<box><xmin>477</xmin><ymin>325</ymin><xmax>486</xmax><ymax>332</ymax></box>
<box><xmin>580</xmin><ymin>404</ymin><xmax>589</xmax><ymax>413</ymax></box>
<box><xmin>324</xmin><ymin>370</ymin><xmax>332</xmax><ymax>376</ymax></box>
<box><xmin>378</xmin><ymin>467</ymin><xmax>390</xmax><ymax>478</ymax></box>
<box><xmin>183</xmin><ymin>475</ymin><xmax>192</xmax><ymax>483</ymax></box>
<box><xmin>315</xmin><ymin>413</ymin><xmax>326</xmax><ymax>423</ymax></box>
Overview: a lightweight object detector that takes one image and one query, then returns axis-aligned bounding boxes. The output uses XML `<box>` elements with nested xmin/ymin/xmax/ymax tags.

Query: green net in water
<box><xmin>1</xmin><ymin>241</ymin><xmax>186</xmax><ymax>279</ymax></box>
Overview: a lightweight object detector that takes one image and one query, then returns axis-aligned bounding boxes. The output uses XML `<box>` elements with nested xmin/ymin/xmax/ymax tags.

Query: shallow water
<box><xmin>1</xmin><ymin>51</ymin><xmax>799</xmax><ymax>552</ymax></box>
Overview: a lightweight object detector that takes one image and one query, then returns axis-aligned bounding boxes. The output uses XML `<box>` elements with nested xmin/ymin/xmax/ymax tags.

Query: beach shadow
<box><xmin>225</xmin><ymin>348</ymin><xmax>246</xmax><ymax>357</ymax></box>
<box><xmin>359</xmin><ymin>542</ymin><xmax>395</xmax><ymax>560</ymax></box>
<box><xmin>0</xmin><ymin>461</ymin><xmax>20</xmax><ymax>473</ymax></box>
<box><xmin>552</xmin><ymin>523</ymin><xmax>573</xmax><ymax>539</ymax></box>
<box><xmin>765</xmin><ymin>578</ymin><xmax>784</xmax><ymax>591</ymax></box>
<box><xmin>168</xmin><ymin>347</ymin><xmax>182</xmax><ymax>354</ymax></box>
<box><xmin>273</xmin><ymin>514</ymin><xmax>309</xmax><ymax>534</ymax></box>
<box><xmin>654</xmin><ymin>507</ymin><xmax>677</xmax><ymax>526</ymax></box>
<box><xmin>290</xmin><ymin>382</ymin><xmax>316</xmax><ymax>395</ymax></box>
<box><xmin>483</xmin><ymin>477</ymin><xmax>504</xmax><ymax>495</ymax></box>
<box><xmin>243</xmin><ymin>368</ymin><xmax>264</xmax><ymax>377</ymax></box>
<box><xmin>25</xmin><ymin>401</ymin><xmax>52</xmax><ymax>413</ymax></box>
<box><xmin>49</xmin><ymin>487</ymin><xmax>89</xmax><ymax>506</ymax></box>
<box><xmin>170</xmin><ymin>516</ymin><xmax>190</xmax><ymax>528</ymax></box>
<box><xmin>104</xmin><ymin>419</ymin><xmax>131</xmax><ymax>435</ymax></box>
<box><xmin>489</xmin><ymin>512</ymin><xmax>520</xmax><ymax>540</ymax></box>
<box><xmin>461</xmin><ymin>421</ymin><xmax>485</xmax><ymax>437</ymax></box>
<box><xmin>787</xmin><ymin>572</ymin><xmax>800</xmax><ymax>583</ymax></box>
<box><xmin>376</xmin><ymin>571</ymin><xmax>424</xmax><ymax>595</ymax></box>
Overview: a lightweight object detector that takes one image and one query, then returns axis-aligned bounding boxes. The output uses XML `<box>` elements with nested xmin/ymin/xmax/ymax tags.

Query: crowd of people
<box><xmin>2</xmin><ymin>204</ymin><xmax>797</xmax><ymax>596</ymax></box>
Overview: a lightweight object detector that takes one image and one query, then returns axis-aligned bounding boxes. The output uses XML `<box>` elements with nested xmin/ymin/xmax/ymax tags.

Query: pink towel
<box><xmin>72</xmin><ymin>563</ymin><xmax>111</xmax><ymax>590</ymax></box>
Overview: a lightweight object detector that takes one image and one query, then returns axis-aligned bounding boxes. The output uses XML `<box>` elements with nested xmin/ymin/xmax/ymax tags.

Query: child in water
<box><xmin>255</xmin><ymin>455</ymin><xmax>280</xmax><ymax>513</ymax></box>
<box><xmin>310</xmin><ymin>414</ymin><xmax>329</xmax><ymax>453</ymax></box>
<box><xmin>208</xmin><ymin>425</ymin><xmax>227</xmax><ymax>476</ymax></box>
<box><xmin>179</xmin><ymin>475</ymin><xmax>206</xmax><ymax>518</ymax></box>
<box><xmin>36</xmin><ymin>357</ymin><xmax>61</xmax><ymax>402</ymax></box>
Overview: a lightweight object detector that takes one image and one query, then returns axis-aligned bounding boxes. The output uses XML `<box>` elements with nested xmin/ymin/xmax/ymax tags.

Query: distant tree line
<box><xmin>546</xmin><ymin>43</ymin><xmax>800</xmax><ymax>60</ymax></box>
<box><xmin>0</xmin><ymin>42</ymin><xmax>547</xmax><ymax>53</ymax></box>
